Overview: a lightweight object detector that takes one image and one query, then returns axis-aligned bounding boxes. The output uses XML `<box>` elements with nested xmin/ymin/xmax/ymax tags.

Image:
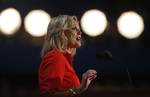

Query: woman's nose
<box><xmin>78</xmin><ymin>34</ymin><xmax>81</xmax><ymax>39</ymax></box>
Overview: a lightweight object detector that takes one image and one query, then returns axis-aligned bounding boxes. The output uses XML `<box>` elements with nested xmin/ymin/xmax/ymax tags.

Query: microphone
<box><xmin>96</xmin><ymin>50</ymin><xmax>134</xmax><ymax>87</ymax></box>
<box><xmin>96</xmin><ymin>50</ymin><xmax>112</xmax><ymax>60</ymax></box>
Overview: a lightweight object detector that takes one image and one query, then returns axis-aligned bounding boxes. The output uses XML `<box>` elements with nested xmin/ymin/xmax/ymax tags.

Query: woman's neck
<box><xmin>66</xmin><ymin>48</ymin><xmax>74</xmax><ymax>54</ymax></box>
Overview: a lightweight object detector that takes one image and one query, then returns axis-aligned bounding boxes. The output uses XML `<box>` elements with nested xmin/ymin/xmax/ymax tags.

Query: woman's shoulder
<box><xmin>43</xmin><ymin>49</ymin><xmax>63</xmax><ymax>59</ymax></box>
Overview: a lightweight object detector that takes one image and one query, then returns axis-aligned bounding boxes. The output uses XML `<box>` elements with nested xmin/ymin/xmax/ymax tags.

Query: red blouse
<box><xmin>38</xmin><ymin>49</ymin><xmax>80</xmax><ymax>94</ymax></box>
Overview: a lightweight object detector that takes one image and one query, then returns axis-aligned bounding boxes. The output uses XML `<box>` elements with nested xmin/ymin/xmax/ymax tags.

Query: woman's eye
<box><xmin>71</xmin><ymin>27</ymin><xmax>81</xmax><ymax>34</ymax></box>
<box><xmin>72</xmin><ymin>28</ymin><xmax>76</xmax><ymax>30</ymax></box>
<box><xmin>72</xmin><ymin>28</ymin><xmax>79</xmax><ymax>32</ymax></box>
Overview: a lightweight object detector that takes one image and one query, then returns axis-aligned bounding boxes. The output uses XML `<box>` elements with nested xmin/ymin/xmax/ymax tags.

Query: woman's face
<box><xmin>68</xmin><ymin>26</ymin><xmax>82</xmax><ymax>48</ymax></box>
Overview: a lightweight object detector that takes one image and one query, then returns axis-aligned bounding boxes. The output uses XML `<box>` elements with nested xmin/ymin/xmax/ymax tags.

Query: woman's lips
<box><xmin>76</xmin><ymin>37</ymin><xmax>81</xmax><ymax>40</ymax></box>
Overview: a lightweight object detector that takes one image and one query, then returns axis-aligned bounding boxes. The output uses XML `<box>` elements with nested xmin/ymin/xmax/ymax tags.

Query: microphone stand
<box><xmin>113</xmin><ymin>58</ymin><xmax>134</xmax><ymax>88</ymax></box>
<box><xmin>96</xmin><ymin>51</ymin><xmax>134</xmax><ymax>88</ymax></box>
<box><xmin>125</xmin><ymin>66</ymin><xmax>134</xmax><ymax>88</ymax></box>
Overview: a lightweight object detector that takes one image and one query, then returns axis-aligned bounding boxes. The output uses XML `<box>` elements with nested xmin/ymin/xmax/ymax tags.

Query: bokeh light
<box><xmin>24</xmin><ymin>9</ymin><xmax>51</xmax><ymax>37</ymax></box>
<box><xmin>0</xmin><ymin>8</ymin><xmax>22</xmax><ymax>35</ymax></box>
<box><xmin>81</xmin><ymin>9</ymin><xmax>108</xmax><ymax>37</ymax></box>
<box><xmin>117</xmin><ymin>11</ymin><xmax>144</xmax><ymax>39</ymax></box>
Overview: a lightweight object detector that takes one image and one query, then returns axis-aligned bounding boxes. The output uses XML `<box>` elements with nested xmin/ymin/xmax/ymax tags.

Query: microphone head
<box><xmin>96</xmin><ymin>50</ymin><xmax>113</xmax><ymax>60</ymax></box>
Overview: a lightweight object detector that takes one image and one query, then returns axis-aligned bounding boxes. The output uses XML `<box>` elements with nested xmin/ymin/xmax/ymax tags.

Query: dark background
<box><xmin>0</xmin><ymin>0</ymin><xmax>150</xmax><ymax>97</ymax></box>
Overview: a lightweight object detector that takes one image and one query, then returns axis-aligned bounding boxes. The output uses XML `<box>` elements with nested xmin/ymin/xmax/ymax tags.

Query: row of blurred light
<box><xmin>0</xmin><ymin>8</ymin><xmax>144</xmax><ymax>39</ymax></box>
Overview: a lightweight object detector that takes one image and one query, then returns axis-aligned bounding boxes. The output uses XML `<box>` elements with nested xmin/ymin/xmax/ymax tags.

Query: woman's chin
<box><xmin>76</xmin><ymin>43</ymin><xmax>81</xmax><ymax>48</ymax></box>
<box><xmin>69</xmin><ymin>41</ymin><xmax>81</xmax><ymax>48</ymax></box>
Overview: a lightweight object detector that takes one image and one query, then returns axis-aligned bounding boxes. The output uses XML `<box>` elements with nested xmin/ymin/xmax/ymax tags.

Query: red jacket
<box><xmin>38</xmin><ymin>49</ymin><xmax>80</xmax><ymax>94</ymax></box>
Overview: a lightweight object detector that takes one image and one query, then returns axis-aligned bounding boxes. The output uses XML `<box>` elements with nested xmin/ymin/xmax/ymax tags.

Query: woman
<box><xmin>38</xmin><ymin>15</ymin><xmax>97</xmax><ymax>97</ymax></box>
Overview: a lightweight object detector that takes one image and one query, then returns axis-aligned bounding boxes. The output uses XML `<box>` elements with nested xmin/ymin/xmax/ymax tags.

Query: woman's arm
<box><xmin>43</xmin><ymin>69</ymin><xmax>97</xmax><ymax>97</ymax></box>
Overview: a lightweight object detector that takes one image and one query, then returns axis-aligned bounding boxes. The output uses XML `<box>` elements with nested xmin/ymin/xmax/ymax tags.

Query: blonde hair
<box><xmin>40</xmin><ymin>15</ymin><xmax>80</xmax><ymax>57</ymax></box>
